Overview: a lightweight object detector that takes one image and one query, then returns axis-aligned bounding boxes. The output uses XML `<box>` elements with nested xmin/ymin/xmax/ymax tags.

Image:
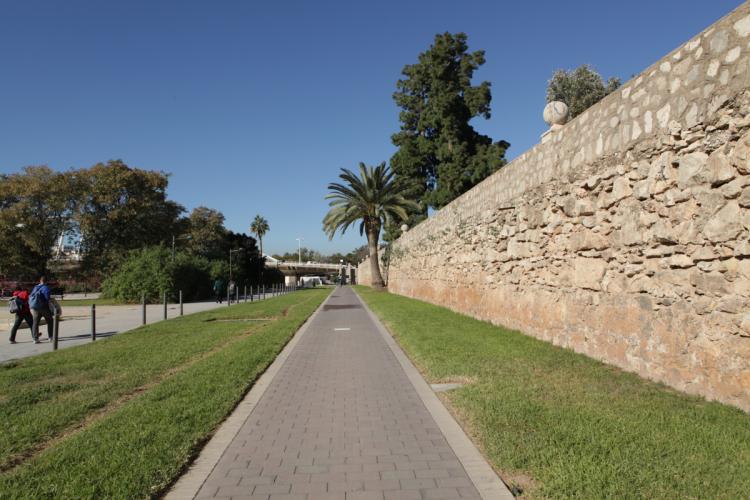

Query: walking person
<box><xmin>9</xmin><ymin>285</ymin><xmax>33</xmax><ymax>344</ymax></box>
<box><xmin>29</xmin><ymin>276</ymin><xmax>53</xmax><ymax>344</ymax></box>
<box><xmin>213</xmin><ymin>278</ymin><xmax>224</xmax><ymax>304</ymax></box>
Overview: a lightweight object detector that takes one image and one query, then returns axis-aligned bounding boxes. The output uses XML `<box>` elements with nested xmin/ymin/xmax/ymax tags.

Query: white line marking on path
<box><xmin>334</xmin><ymin>327</ymin><xmax>351</xmax><ymax>331</ymax></box>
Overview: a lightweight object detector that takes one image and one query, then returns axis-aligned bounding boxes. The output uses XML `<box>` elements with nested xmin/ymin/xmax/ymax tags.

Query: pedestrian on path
<box><xmin>29</xmin><ymin>276</ymin><xmax>53</xmax><ymax>344</ymax></box>
<box><xmin>213</xmin><ymin>278</ymin><xmax>224</xmax><ymax>304</ymax></box>
<box><xmin>9</xmin><ymin>285</ymin><xmax>33</xmax><ymax>344</ymax></box>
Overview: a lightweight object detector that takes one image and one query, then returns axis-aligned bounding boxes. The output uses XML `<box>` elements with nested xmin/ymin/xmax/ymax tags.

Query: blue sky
<box><xmin>0</xmin><ymin>0</ymin><xmax>742</xmax><ymax>255</ymax></box>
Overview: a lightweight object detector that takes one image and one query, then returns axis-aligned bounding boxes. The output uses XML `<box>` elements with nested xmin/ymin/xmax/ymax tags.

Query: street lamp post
<box><xmin>296</xmin><ymin>237</ymin><xmax>304</xmax><ymax>264</ymax></box>
<box><xmin>229</xmin><ymin>248</ymin><xmax>244</xmax><ymax>303</ymax></box>
<box><xmin>172</xmin><ymin>234</ymin><xmax>192</xmax><ymax>263</ymax></box>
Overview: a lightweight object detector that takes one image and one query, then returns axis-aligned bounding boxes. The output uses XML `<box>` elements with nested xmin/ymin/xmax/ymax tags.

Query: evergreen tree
<box><xmin>390</xmin><ymin>32</ymin><xmax>509</xmax><ymax>235</ymax></box>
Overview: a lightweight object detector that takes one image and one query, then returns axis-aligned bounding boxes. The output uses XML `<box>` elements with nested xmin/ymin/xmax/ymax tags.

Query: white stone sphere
<box><xmin>543</xmin><ymin>101</ymin><xmax>569</xmax><ymax>127</ymax></box>
<box><xmin>400</xmin><ymin>224</ymin><xmax>409</xmax><ymax>232</ymax></box>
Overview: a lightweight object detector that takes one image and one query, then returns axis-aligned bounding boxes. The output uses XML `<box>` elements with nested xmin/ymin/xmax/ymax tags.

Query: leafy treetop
<box><xmin>546</xmin><ymin>64</ymin><xmax>621</xmax><ymax>119</ymax></box>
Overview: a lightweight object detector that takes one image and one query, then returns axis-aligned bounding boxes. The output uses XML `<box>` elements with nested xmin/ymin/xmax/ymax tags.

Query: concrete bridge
<box><xmin>265</xmin><ymin>256</ymin><xmax>356</xmax><ymax>285</ymax></box>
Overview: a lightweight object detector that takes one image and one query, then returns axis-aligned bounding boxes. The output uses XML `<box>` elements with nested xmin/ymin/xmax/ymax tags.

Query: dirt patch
<box><xmin>323</xmin><ymin>304</ymin><xmax>362</xmax><ymax>311</ymax></box>
<box><xmin>204</xmin><ymin>318</ymin><xmax>273</xmax><ymax>323</ymax></box>
<box><xmin>502</xmin><ymin>471</ymin><xmax>538</xmax><ymax>498</ymax></box>
<box><xmin>435</xmin><ymin>375</ymin><xmax>478</xmax><ymax>385</ymax></box>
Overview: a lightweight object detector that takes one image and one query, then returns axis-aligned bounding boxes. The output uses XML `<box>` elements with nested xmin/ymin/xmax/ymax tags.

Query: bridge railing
<box><xmin>267</xmin><ymin>261</ymin><xmax>343</xmax><ymax>270</ymax></box>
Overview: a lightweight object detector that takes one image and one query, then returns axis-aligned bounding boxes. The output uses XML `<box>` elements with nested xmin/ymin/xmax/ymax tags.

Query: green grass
<box><xmin>0</xmin><ymin>288</ymin><xmax>330</xmax><ymax>498</ymax></box>
<box><xmin>55</xmin><ymin>297</ymin><xmax>121</xmax><ymax>307</ymax></box>
<box><xmin>354</xmin><ymin>286</ymin><xmax>750</xmax><ymax>499</ymax></box>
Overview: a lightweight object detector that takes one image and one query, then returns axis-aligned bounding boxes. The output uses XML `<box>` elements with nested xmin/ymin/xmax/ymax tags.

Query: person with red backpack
<box><xmin>29</xmin><ymin>276</ymin><xmax>53</xmax><ymax>344</ymax></box>
<box><xmin>9</xmin><ymin>285</ymin><xmax>33</xmax><ymax>344</ymax></box>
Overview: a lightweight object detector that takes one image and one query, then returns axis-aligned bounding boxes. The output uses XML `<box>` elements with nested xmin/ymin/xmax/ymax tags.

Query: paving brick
<box><xmin>289</xmin><ymin>482</ymin><xmax>328</xmax><ymax>494</ymax></box>
<box><xmin>414</xmin><ymin>469</ymin><xmax>450</xmax><ymax>479</ymax></box>
<box><xmin>382</xmin><ymin>492</ymin><xmax>421</xmax><ymax>500</ymax></box>
<box><xmin>215</xmin><ymin>485</ymin><xmax>253</xmax><ymax>497</ymax></box>
<box><xmin>202</xmin><ymin>475</ymin><xmax>241</xmax><ymax>488</ymax></box>
<box><xmin>239</xmin><ymin>476</ymin><xmax>276</xmax><ymax>487</ymax></box>
<box><xmin>327</xmin><ymin>481</ymin><xmax>364</xmax><ymax>493</ymax></box>
<box><xmin>307</xmin><ymin>494</ymin><xmax>346</xmax><ymax>500</ymax></box>
<box><xmin>362</xmin><ymin>479</ymin><xmax>400</xmax><ymax>491</ymax></box>
<box><xmin>421</xmin><ymin>488</ymin><xmax>460</xmax><ymax>499</ymax></box>
<box><xmin>253</xmin><ymin>484</ymin><xmax>292</xmax><ymax>495</ymax></box>
<box><xmin>379</xmin><ymin>470</ymin><xmax>415</xmax><ymax>481</ymax></box>
<box><xmin>399</xmin><ymin>478</ymin><xmax>436</xmax><ymax>490</ymax></box>
<box><xmin>346</xmin><ymin>492</ymin><xmax>384</xmax><ymax>500</ymax></box>
<box><xmin>268</xmin><ymin>495</ymin><xmax>306</xmax><ymax>500</ymax></box>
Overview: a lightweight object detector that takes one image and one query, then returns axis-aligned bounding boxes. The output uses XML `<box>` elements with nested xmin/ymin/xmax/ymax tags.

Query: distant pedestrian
<box><xmin>29</xmin><ymin>276</ymin><xmax>53</xmax><ymax>344</ymax></box>
<box><xmin>9</xmin><ymin>285</ymin><xmax>33</xmax><ymax>344</ymax></box>
<box><xmin>213</xmin><ymin>278</ymin><xmax>224</xmax><ymax>304</ymax></box>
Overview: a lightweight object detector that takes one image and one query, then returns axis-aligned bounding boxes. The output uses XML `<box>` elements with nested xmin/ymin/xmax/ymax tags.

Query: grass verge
<box><xmin>55</xmin><ymin>297</ymin><xmax>121</xmax><ymax>307</ymax></box>
<box><xmin>0</xmin><ymin>288</ymin><xmax>330</xmax><ymax>498</ymax></box>
<box><xmin>354</xmin><ymin>285</ymin><xmax>750</xmax><ymax>499</ymax></box>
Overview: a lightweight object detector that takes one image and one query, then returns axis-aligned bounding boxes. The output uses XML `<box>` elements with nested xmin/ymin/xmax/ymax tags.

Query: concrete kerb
<box><xmin>352</xmin><ymin>288</ymin><xmax>515</xmax><ymax>500</ymax></box>
<box><xmin>165</xmin><ymin>289</ymin><xmax>333</xmax><ymax>499</ymax></box>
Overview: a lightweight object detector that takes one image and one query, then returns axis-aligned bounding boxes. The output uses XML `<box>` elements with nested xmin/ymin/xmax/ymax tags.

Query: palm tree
<box><xmin>323</xmin><ymin>162</ymin><xmax>417</xmax><ymax>288</ymax></box>
<box><xmin>250</xmin><ymin>215</ymin><xmax>269</xmax><ymax>259</ymax></box>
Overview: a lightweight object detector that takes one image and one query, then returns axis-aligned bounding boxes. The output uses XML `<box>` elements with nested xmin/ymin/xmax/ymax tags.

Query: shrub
<box><xmin>102</xmin><ymin>246</ymin><xmax>212</xmax><ymax>303</ymax></box>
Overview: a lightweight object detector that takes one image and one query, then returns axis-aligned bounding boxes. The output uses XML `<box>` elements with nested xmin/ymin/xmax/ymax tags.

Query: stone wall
<box><xmin>360</xmin><ymin>3</ymin><xmax>750</xmax><ymax>411</ymax></box>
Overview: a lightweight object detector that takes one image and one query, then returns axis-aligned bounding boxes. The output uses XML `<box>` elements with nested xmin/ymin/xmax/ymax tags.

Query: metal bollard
<box><xmin>179</xmin><ymin>290</ymin><xmax>183</xmax><ymax>316</ymax></box>
<box><xmin>52</xmin><ymin>311</ymin><xmax>60</xmax><ymax>351</ymax></box>
<box><xmin>236</xmin><ymin>286</ymin><xmax>239</xmax><ymax>304</ymax></box>
<box><xmin>163</xmin><ymin>291</ymin><xmax>167</xmax><ymax>320</ymax></box>
<box><xmin>142</xmin><ymin>293</ymin><xmax>146</xmax><ymax>325</ymax></box>
<box><xmin>91</xmin><ymin>304</ymin><xmax>96</xmax><ymax>341</ymax></box>
<box><xmin>244</xmin><ymin>285</ymin><xmax>247</xmax><ymax>303</ymax></box>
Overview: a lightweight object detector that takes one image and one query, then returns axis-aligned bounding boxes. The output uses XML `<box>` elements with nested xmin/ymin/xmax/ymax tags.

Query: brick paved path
<box><xmin>194</xmin><ymin>286</ymin><xmax>482</xmax><ymax>500</ymax></box>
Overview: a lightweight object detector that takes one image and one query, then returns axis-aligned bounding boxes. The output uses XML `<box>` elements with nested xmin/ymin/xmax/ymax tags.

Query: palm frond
<box><xmin>322</xmin><ymin>162</ymin><xmax>417</xmax><ymax>241</ymax></box>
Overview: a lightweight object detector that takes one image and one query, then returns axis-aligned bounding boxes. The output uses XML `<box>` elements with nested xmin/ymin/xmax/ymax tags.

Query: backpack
<box><xmin>8</xmin><ymin>296</ymin><xmax>22</xmax><ymax>314</ymax></box>
<box><xmin>29</xmin><ymin>285</ymin><xmax>48</xmax><ymax>310</ymax></box>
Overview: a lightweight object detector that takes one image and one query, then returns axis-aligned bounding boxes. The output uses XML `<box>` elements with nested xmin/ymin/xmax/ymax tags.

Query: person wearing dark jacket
<box><xmin>29</xmin><ymin>276</ymin><xmax>53</xmax><ymax>343</ymax></box>
<box><xmin>9</xmin><ymin>286</ymin><xmax>33</xmax><ymax>343</ymax></box>
<box><xmin>213</xmin><ymin>278</ymin><xmax>224</xmax><ymax>304</ymax></box>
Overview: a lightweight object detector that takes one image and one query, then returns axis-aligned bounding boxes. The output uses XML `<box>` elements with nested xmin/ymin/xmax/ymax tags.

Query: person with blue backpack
<box><xmin>29</xmin><ymin>276</ymin><xmax>53</xmax><ymax>344</ymax></box>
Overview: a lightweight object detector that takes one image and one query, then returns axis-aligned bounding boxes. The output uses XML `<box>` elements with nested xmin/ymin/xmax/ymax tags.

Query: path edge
<box><xmin>166</xmin><ymin>290</ymin><xmax>333</xmax><ymax>499</ymax></box>
<box><xmin>353</xmin><ymin>288</ymin><xmax>515</xmax><ymax>500</ymax></box>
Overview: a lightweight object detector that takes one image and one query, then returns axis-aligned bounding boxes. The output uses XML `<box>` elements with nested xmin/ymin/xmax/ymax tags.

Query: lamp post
<box><xmin>229</xmin><ymin>248</ymin><xmax>244</xmax><ymax>298</ymax></box>
<box><xmin>172</xmin><ymin>234</ymin><xmax>192</xmax><ymax>263</ymax></box>
<box><xmin>296</xmin><ymin>237</ymin><xmax>304</xmax><ymax>264</ymax></box>
<box><xmin>340</xmin><ymin>259</ymin><xmax>344</xmax><ymax>285</ymax></box>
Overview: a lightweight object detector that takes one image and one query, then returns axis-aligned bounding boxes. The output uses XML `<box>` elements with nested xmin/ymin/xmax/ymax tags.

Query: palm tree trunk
<box><xmin>367</xmin><ymin>229</ymin><xmax>385</xmax><ymax>288</ymax></box>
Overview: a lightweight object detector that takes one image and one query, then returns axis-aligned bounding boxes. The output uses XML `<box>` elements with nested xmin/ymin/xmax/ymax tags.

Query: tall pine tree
<box><xmin>389</xmin><ymin>32</ymin><xmax>509</xmax><ymax>236</ymax></box>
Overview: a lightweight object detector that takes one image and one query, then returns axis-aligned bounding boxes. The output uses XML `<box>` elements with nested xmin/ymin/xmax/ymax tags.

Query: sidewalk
<box><xmin>169</xmin><ymin>286</ymin><xmax>511</xmax><ymax>500</ymax></box>
<box><xmin>0</xmin><ymin>294</ymin><xmax>269</xmax><ymax>364</ymax></box>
